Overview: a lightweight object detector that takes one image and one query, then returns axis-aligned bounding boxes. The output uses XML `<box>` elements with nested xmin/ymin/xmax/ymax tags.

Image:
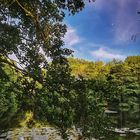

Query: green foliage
<box><xmin>0</xmin><ymin>0</ymin><xmax>140</xmax><ymax>139</ymax></box>
<box><xmin>0</xmin><ymin>0</ymin><xmax>95</xmax><ymax>135</ymax></box>
<box><xmin>68</xmin><ymin>57</ymin><xmax>140</xmax><ymax>134</ymax></box>
<box><xmin>0</xmin><ymin>0</ymin><xmax>94</xmax><ymax>82</ymax></box>
<box><xmin>73</xmin><ymin>78</ymin><xmax>110</xmax><ymax>139</ymax></box>
<box><xmin>33</xmin><ymin>64</ymin><xmax>76</xmax><ymax>138</ymax></box>
<box><xmin>68</xmin><ymin>57</ymin><xmax>109</xmax><ymax>79</ymax></box>
<box><xmin>0</xmin><ymin>61</ymin><xmax>19</xmax><ymax>130</ymax></box>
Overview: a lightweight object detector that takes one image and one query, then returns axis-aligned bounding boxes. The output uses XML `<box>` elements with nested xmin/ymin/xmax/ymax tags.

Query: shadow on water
<box><xmin>104</xmin><ymin>109</ymin><xmax>140</xmax><ymax>140</ymax></box>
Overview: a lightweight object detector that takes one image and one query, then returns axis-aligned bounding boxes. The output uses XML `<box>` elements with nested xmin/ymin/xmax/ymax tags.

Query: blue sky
<box><xmin>63</xmin><ymin>0</ymin><xmax>140</xmax><ymax>62</ymax></box>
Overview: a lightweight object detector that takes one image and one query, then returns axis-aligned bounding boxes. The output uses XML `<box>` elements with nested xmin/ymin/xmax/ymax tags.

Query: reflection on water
<box><xmin>106</xmin><ymin>134</ymin><xmax>140</xmax><ymax>140</ymax></box>
<box><xmin>0</xmin><ymin>110</ymin><xmax>140</xmax><ymax>140</ymax></box>
<box><xmin>0</xmin><ymin>127</ymin><xmax>62</xmax><ymax>140</ymax></box>
<box><xmin>105</xmin><ymin>109</ymin><xmax>140</xmax><ymax>140</ymax></box>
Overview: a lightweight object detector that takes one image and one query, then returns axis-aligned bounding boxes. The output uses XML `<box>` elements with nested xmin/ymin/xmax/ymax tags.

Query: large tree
<box><xmin>0</xmin><ymin>0</ymin><xmax>96</xmax><ymax>139</ymax></box>
<box><xmin>0</xmin><ymin>0</ymin><xmax>94</xmax><ymax>82</ymax></box>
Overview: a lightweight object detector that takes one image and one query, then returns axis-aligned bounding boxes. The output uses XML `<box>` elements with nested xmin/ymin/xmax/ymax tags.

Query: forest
<box><xmin>0</xmin><ymin>55</ymin><xmax>140</xmax><ymax>139</ymax></box>
<box><xmin>0</xmin><ymin>0</ymin><xmax>140</xmax><ymax>140</ymax></box>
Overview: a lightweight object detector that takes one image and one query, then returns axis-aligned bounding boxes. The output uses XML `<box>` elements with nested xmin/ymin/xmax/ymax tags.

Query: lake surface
<box><xmin>0</xmin><ymin>110</ymin><xmax>140</xmax><ymax>140</ymax></box>
<box><xmin>1</xmin><ymin>127</ymin><xmax>140</xmax><ymax>140</ymax></box>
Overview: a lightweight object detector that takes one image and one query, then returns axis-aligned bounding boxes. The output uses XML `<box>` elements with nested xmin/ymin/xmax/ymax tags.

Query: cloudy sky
<box><xmin>64</xmin><ymin>0</ymin><xmax>140</xmax><ymax>62</ymax></box>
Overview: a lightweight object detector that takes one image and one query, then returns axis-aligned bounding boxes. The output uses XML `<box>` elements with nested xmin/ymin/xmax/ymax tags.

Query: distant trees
<box><xmin>68</xmin><ymin>58</ymin><xmax>109</xmax><ymax>79</ymax></box>
<box><xmin>72</xmin><ymin>77</ymin><xmax>110</xmax><ymax>139</ymax></box>
<box><xmin>68</xmin><ymin>56</ymin><xmax>140</xmax><ymax>130</ymax></box>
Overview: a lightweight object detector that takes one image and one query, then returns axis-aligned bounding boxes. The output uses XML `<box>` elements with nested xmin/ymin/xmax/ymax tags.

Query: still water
<box><xmin>106</xmin><ymin>135</ymin><xmax>140</xmax><ymax>140</ymax></box>
<box><xmin>0</xmin><ymin>110</ymin><xmax>140</xmax><ymax>140</ymax></box>
<box><xmin>104</xmin><ymin>110</ymin><xmax>140</xmax><ymax>140</ymax></box>
<box><xmin>0</xmin><ymin>128</ymin><xmax>140</xmax><ymax>140</ymax></box>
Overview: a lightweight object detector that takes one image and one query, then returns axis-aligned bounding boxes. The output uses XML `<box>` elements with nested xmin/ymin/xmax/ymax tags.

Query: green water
<box><xmin>1</xmin><ymin>110</ymin><xmax>140</xmax><ymax>140</ymax></box>
<box><xmin>107</xmin><ymin>135</ymin><xmax>140</xmax><ymax>140</ymax></box>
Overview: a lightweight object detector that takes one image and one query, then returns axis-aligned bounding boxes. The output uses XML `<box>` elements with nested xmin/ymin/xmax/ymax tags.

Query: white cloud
<box><xmin>91</xmin><ymin>47</ymin><xmax>125</xmax><ymax>60</ymax></box>
<box><xmin>64</xmin><ymin>26</ymin><xmax>81</xmax><ymax>47</ymax></box>
<box><xmin>63</xmin><ymin>25</ymin><xmax>127</xmax><ymax>62</ymax></box>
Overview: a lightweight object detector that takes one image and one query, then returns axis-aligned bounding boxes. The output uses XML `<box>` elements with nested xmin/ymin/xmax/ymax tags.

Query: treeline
<box><xmin>0</xmin><ymin>55</ymin><xmax>140</xmax><ymax>139</ymax></box>
<box><xmin>69</xmin><ymin>56</ymin><xmax>140</xmax><ymax>80</ymax></box>
<box><xmin>69</xmin><ymin>56</ymin><xmax>140</xmax><ymax>128</ymax></box>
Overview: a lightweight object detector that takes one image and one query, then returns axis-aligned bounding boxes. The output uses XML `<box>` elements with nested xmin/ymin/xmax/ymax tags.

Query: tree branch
<box><xmin>15</xmin><ymin>0</ymin><xmax>34</xmax><ymax>18</ymax></box>
<box><xmin>0</xmin><ymin>54</ymin><xmax>27</xmax><ymax>74</ymax></box>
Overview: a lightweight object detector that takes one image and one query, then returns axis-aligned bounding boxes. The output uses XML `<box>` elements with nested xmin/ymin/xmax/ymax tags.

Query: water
<box><xmin>104</xmin><ymin>109</ymin><xmax>140</xmax><ymax>140</ymax></box>
<box><xmin>106</xmin><ymin>134</ymin><xmax>140</xmax><ymax>140</ymax></box>
<box><xmin>0</xmin><ymin>127</ymin><xmax>62</xmax><ymax>140</ymax></box>
<box><xmin>1</xmin><ymin>128</ymin><xmax>140</xmax><ymax>140</ymax></box>
<box><xmin>0</xmin><ymin>110</ymin><xmax>140</xmax><ymax>140</ymax></box>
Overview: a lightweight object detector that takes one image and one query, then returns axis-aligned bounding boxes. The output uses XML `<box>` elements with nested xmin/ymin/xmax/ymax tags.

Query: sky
<box><xmin>64</xmin><ymin>0</ymin><xmax>140</xmax><ymax>62</ymax></box>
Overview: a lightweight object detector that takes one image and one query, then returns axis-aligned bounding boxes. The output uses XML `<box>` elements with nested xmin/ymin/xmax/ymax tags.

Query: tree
<box><xmin>72</xmin><ymin>77</ymin><xmax>110</xmax><ymax>139</ymax></box>
<box><xmin>0</xmin><ymin>56</ymin><xmax>22</xmax><ymax>131</ymax></box>
<box><xmin>0</xmin><ymin>0</ymin><xmax>94</xmax><ymax>82</ymax></box>
<box><xmin>68</xmin><ymin>57</ymin><xmax>109</xmax><ymax>79</ymax></box>
<box><xmin>125</xmin><ymin>56</ymin><xmax>140</xmax><ymax>126</ymax></box>
<box><xmin>0</xmin><ymin>0</ymin><xmax>97</xmax><ymax>139</ymax></box>
<box><xmin>106</xmin><ymin>59</ymin><xmax>140</xmax><ymax>128</ymax></box>
<box><xmin>33</xmin><ymin>64</ymin><xmax>76</xmax><ymax>138</ymax></box>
